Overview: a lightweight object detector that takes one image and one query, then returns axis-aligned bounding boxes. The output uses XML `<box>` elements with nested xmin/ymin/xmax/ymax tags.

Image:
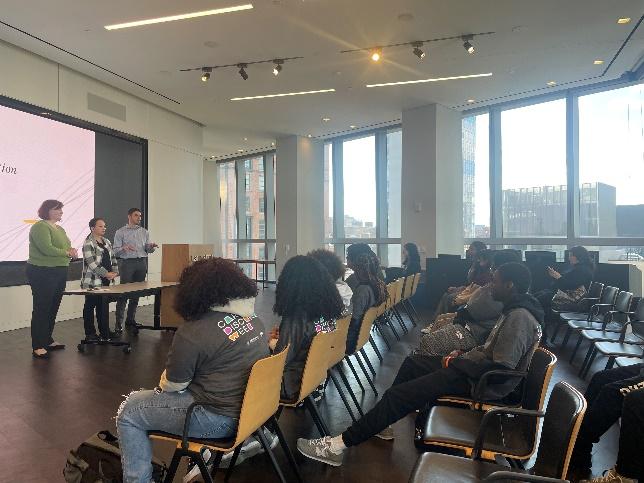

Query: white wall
<box><xmin>0</xmin><ymin>39</ymin><xmax>211</xmax><ymax>332</ymax></box>
<box><xmin>401</xmin><ymin>103</ymin><xmax>463</xmax><ymax>259</ymax></box>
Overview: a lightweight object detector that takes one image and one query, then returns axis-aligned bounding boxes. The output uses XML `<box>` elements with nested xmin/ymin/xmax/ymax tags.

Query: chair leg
<box><xmin>224</xmin><ymin>447</ymin><xmax>242</xmax><ymax>482</ymax></box>
<box><xmin>255</xmin><ymin>428</ymin><xmax>288</xmax><ymax>483</ymax></box>
<box><xmin>335</xmin><ymin>365</ymin><xmax>365</xmax><ymax>417</ymax></box>
<box><xmin>345</xmin><ymin>357</ymin><xmax>366</xmax><ymax>393</ymax></box>
<box><xmin>328</xmin><ymin>370</ymin><xmax>358</xmax><ymax>423</ymax></box>
<box><xmin>569</xmin><ymin>335</ymin><xmax>584</xmax><ymax>363</ymax></box>
<box><xmin>578</xmin><ymin>344</ymin><xmax>596</xmax><ymax>376</ymax></box>
<box><xmin>374</xmin><ymin>321</ymin><xmax>392</xmax><ymax>350</ymax></box>
<box><xmin>369</xmin><ymin>335</ymin><xmax>384</xmax><ymax>363</ymax></box>
<box><xmin>605</xmin><ymin>356</ymin><xmax>616</xmax><ymax>371</ymax></box>
<box><xmin>581</xmin><ymin>348</ymin><xmax>599</xmax><ymax>379</ymax></box>
<box><xmin>194</xmin><ymin>451</ymin><xmax>215</xmax><ymax>483</ymax></box>
<box><xmin>408</xmin><ymin>300</ymin><xmax>422</xmax><ymax>323</ymax></box>
<box><xmin>354</xmin><ymin>353</ymin><xmax>378</xmax><ymax>396</ymax></box>
<box><xmin>402</xmin><ymin>300</ymin><xmax>419</xmax><ymax>327</ymax></box>
<box><xmin>549</xmin><ymin>320</ymin><xmax>562</xmax><ymax>343</ymax></box>
<box><xmin>304</xmin><ymin>395</ymin><xmax>331</xmax><ymax>436</ymax></box>
<box><xmin>560</xmin><ymin>327</ymin><xmax>572</xmax><ymax>348</ymax></box>
<box><xmin>384</xmin><ymin>314</ymin><xmax>401</xmax><ymax>341</ymax></box>
<box><xmin>360</xmin><ymin>348</ymin><xmax>376</xmax><ymax>377</ymax></box>
<box><xmin>392</xmin><ymin>307</ymin><xmax>408</xmax><ymax>334</ymax></box>
<box><xmin>163</xmin><ymin>451</ymin><xmax>183</xmax><ymax>483</ymax></box>
<box><xmin>270</xmin><ymin>416</ymin><xmax>304</xmax><ymax>483</ymax></box>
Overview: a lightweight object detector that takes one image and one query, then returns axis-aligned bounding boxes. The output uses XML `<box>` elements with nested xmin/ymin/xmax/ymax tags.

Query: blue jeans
<box><xmin>116</xmin><ymin>389</ymin><xmax>237</xmax><ymax>483</ymax></box>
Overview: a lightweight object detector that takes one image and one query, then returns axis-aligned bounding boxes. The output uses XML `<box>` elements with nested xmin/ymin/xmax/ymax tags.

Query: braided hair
<box><xmin>352</xmin><ymin>252</ymin><xmax>387</xmax><ymax>306</ymax></box>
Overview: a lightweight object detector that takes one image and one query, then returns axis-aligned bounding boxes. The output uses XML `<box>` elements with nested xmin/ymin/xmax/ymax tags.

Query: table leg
<box><xmin>98</xmin><ymin>297</ymin><xmax>110</xmax><ymax>337</ymax></box>
<box><xmin>154</xmin><ymin>290</ymin><xmax>161</xmax><ymax>329</ymax></box>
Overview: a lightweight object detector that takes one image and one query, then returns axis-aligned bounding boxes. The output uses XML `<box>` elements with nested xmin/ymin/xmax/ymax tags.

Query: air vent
<box><xmin>87</xmin><ymin>93</ymin><xmax>126</xmax><ymax>121</ymax></box>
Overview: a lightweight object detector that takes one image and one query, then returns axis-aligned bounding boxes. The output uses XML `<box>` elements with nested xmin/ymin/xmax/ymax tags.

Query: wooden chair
<box><xmin>408</xmin><ymin>382</ymin><xmax>587</xmax><ymax>483</ymax></box>
<box><xmin>400</xmin><ymin>274</ymin><xmax>420</xmax><ymax>327</ymax></box>
<box><xmin>149</xmin><ymin>347</ymin><xmax>301</xmax><ymax>483</ymax></box>
<box><xmin>344</xmin><ymin>306</ymin><xmax>381</xmax><ymax>397</ymax></box>
<box><xmin>279</xmin><ymin>330</ymin><xmax>336</xmax><ymax>437</ymax></box>
<box><xmin>423</xmin><ymin>348</ymin><xmax>556</xmax><ymax>462</ymax></box>
<box><xmin>390</xmin><ymin>277</ymin><xmax>411</xmax><ymax>334</ymax></box>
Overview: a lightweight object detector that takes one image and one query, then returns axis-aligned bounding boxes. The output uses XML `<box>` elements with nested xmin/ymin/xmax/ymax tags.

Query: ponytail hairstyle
<box><xmin>352</xmin><ymin>252</ymin><xmax>387</xmax><ymax>306</ymax></box>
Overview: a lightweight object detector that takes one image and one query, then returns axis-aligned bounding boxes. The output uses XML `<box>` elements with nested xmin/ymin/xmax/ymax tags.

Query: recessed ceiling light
<box><xmin>366</xmin><ymin>72</ymin><xmax>493</xmax><ymax>88</ymax></box>
<box><xmin>307</xmin><ymin>134</ymin><xmax>312</xmax><ymax>138</ymax></box>
<box><xmin>210</xmin><ymin>155</ymin><xmax>215</xmax><ymax>159</ymax></box>
<box><xmin>547</xmin><ymin>81</ymin><xmax>557</xmax><ymax>86</ymax></box>
<box><xmin>593</xmin><ymin>59</ymin><xmax>604</xmax><ymax>65</ymax></box>
<box><xmin>237</xmin><ymin>149</ymin><xmax>245</xmax><ymax>153</ymax></box>
<box><xmin>617</xmin><ymin>17</ymin><xmax>631</xmax><ymax>24</ymax></box>
<box><xmin>230</xmin><ymin>88</ymin><xmax>335</xmax><ymax>101</ymax></box>
<box><xmin>370</xmin><ymin>48</ymin><xmax>382</xmax><ymax>62</ymax></box>
<box><xmin>271</xmin><ymin>142</ymin><xmax>275</xmax><ymax>146</ymax></box>
<box><xmin>243</xmin><ymin>137</ymin><xmax>248</xmax><ymax>141</ymax></box>
<box><xmin>350</xmin><ymin>125</ymin><xmax>357</xmax><ymax>129</ymax></box>
<box><xmin>322</xmin><ymin>117</ymin><xmax>331</xmax><ymax>122</ymax></box>
<box><xmin>104</xmin><ymin>4</ymin><xmax>253</xmax><ymax>30</ymax></box>
<box><xmin>467</xmin><ymin>99</ymin><xmax>475</xmax><ymax>104</ymax></box>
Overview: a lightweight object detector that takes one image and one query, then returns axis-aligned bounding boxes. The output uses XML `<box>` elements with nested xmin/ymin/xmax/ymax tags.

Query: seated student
<box><xmin>296</xmin><ymin>262</ymin><xmax>543</xmax><ymax>467</ymax></box>
<box><xmin>270</xmin><ymin>255</ymin><xmax>344</xmax><ymax>401</ymax></box>
<box><xmin>568</xmin><ymin>364</ymin><xmax>644</xmax><ymax>483</ymax></box>
<box><xmin>345</xmin><ymin>243</ymin><xmax>383</xmax><ymax>291</ymax></box>
<box><xmin>433</xmin><ymin>248</ymin><xmax>494</xmax><ymax>318</ymax></box>
<box><xmin>116</xmin><ymin>258</ymin><xmax>268</xmax><ymax>483</ymax></box>
<box><xmin>308</xmin><ymin>248</ymin><xmax>353</xmax><ymax>310</ymax></box>
<box><xmin>385</xmin><ymin>242</ymin><xmax>422</xmax><ymax>282</ymax></box>
<box><xmin>345</xmin><ymin>251</ymin><xmax>387</xmax><ymax>354</ymax></box>
<box><xmin>80</xmin><ymin>217</ymin><xmax>119</xmax><ymax>341</ymax></box>
<box><xmin>417</xmin><ymin>249</ymin><xmax>522</xmax><ymax>356</ymax></box>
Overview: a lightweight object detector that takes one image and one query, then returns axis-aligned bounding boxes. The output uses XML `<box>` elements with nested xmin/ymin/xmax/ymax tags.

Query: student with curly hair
<box><xmin>116</xmin><ymin>258</ymin><xmax>268</xmax><ymax>483</ymax></box>
<box><xmin>308</xmin><ymin>248</ymin><xmax>353</xmax><ymax>309</ymax></box>
<box><xmin>271</xmin><ymin>255</ymin><xmax>345</xmax><ymax>401</ymax></box>
<box><xmin>346</xmin><ymin>248</ymin><xmax>387</xmax><ymax>353</ymax></box>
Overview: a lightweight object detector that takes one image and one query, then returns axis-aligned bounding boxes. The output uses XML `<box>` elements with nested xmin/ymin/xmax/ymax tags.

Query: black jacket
<box><xmin>553</xmin><ymin>263</ymin><xmax>594</xmax><ymax>291</ymax></box>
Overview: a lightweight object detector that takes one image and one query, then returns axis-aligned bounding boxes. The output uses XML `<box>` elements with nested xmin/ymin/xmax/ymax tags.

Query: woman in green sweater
<box><xmin>27</xmin><ymin>200</ymin><xmax>78</xmax><ymax>358</ymax></box>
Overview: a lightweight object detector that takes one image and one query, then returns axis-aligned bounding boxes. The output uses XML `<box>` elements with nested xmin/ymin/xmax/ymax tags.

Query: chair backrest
<box><xmin>632</xmin><ymin>298</ymin><xmax>644</xmax><ymax>323</ymax></box>
<box><xmin>329</xmin><ymin>315</ymin><xmax>351</xmax><ymax>367</ymax></box>
<box><xmin>293</xmin><ymin>330</ymin><xmax>335</xmax><ymax>404</ymax></box>
<box><xmin>522</xmin><ymin>348</ymin><xmax>557</xmax><ymax>411</ymax></box>
<box><xmin>394</xmin><ymin>278</ymin><xmax>405</xmax><ymax>304</ymax></box>
<box><xmin>402</xmin><ymin>275</ymin><xmax>414</xmax><ymax>300</ymax></box>
<box><xmin>234</xmin><ymin>347</ymin><xmax>289</xmax><ymax>446</ymax></box>
<box><xmin>354</xmin><ymin>306</ymin><xmax>379</xmax><ymax>354</ymax></box>
<box><xmin>386</xmin><ymin>282</ymin><xmax>397</xmax><ymax>310</ymax></box>
<box><xmin>599</xmin><ymin>285</ymin><xmax>619</xmax><ymax>305</ymax></box>
<box><xmin>374</xmin><ymin>299</ymin><xmax>387</xmax><ymax>318</ymax></box>
<box><xmin>614</xmin><ymin>291</ymin><xmax>633</xmax><ymax>313</ymax></box>
<box><xmin>411</xmin><ymin>272</ymin><xmax>421</xmax><ymax>296</ymax></box>
<box><xmin>532</xmin><ymin>382</ymin><xmax>587</xmax><ymax>479</ymax></box>
<box><xmin>587</xmin><ymin>281</ymin><xmax>604</xmax><ymax>299</ymax></box>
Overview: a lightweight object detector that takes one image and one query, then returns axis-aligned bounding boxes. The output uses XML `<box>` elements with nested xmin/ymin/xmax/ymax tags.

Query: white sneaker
<box><xmin>220</xmin><ymin>428</ymin><xmax>279</xmax><ymax>469</ymax></box>
<box><xmin>297</xmin><ymin>437</ymin><xmax>344</xmax><ymax>467</ymax></box>
<box><xmin>183</xmin><ymin>448</ymin><xmax>212</xmax><ymax>482</ymax></box>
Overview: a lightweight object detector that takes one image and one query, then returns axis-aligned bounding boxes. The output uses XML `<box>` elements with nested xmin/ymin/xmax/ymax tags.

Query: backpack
<box><xmin>63</xmin><ymin>430</ymin><xmax>167</xmax><ymax>482</ymax></box>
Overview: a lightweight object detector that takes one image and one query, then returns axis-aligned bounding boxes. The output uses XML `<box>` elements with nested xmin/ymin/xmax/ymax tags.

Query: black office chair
<box><xmin>549</xmin><ymin>281</ymin><xmax>604</xmax><ymax>343</ymax></box>
<box><xmin>408</xmin><ymin>382</ymin><xmax>587</xmax><ymax>483</ymax></box>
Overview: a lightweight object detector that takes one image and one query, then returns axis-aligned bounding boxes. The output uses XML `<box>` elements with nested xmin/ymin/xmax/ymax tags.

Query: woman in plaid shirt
<box><xmin>81</xmin><ymin>218</ymin><xmax>119</xmax><ymax>341</ymax></box>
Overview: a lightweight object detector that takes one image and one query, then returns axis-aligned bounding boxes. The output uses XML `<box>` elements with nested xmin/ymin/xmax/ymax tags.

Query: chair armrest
<box><xmin>483</xmin><ymin>471</ymin><xmax>568</xmax><ymax>483</ymax></box>
<box><xmin>181</xmin><ymin>401</ymin><xmax>224</xmax><ymax>449</ymax></box>
<box><xmin>588</xmin><ymin>303</ymin><xmax>614</xmax><ymax>320</ymax></box>
<box><xmin>472</xmin><ymin>370</ymin><xmax>528</xmax><ymax>405</ymax></box>
<box><xmin>472</xmin><ymin>407</ymin><xmax>544</xmax><ymax>459</ymax></box>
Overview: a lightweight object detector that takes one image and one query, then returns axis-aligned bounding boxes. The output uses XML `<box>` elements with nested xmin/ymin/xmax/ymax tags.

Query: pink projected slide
<box><xmin>0</xmin><ymin>105</ymin><xmax>95</xmax><ymax>261</ymax></box>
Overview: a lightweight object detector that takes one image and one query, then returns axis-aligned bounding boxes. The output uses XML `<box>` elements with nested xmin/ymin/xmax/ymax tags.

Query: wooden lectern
<box><xmin>160</xmin><ymin>244</ymin><xmax>216</xmax><ymax>326</ymax></box>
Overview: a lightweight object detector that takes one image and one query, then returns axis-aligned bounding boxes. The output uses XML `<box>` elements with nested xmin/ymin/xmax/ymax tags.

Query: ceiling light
<box><xmin>104</xmin><ymin>4</ymin><xmax>254</xmax><ymax>30</ymax></box>
<box><xmin>272</xmin><ymin>59</ymin><xmax>284</xmax><ymax>76</ymax></box>
<box><xmin>307</xmin><ymin>134</ymin><xmax>312</xmax><ymax>138</ymax></box>
<box><xmin>412</xmin><ymin>42</ymin><xmax>426</xmax><ymax>59</ymax></box>
<box><xmin>230</xmin><ymin>88</ymin><xmax>335</xmax><ymax>101</ymax></box>
<box><xmin>238</xmin><ymin>64</ymin><xmax>249</xmax><ymax>80</ymax></box>
<box><xmin>271</xmin><ymin>142</ymin><xmax>275</xmax><ymax>146</ymax></box>
<box><xmin>467</xmin><ymin>99</ymin><xmax>475</xmax><ymax>104</ymax></box>
<box><xmin>366</xmin><ymin>72</ymin><xmax>493</xmax><ymax>88</ymax></box>
<box><xmin>617</xmin><ymin>17</ymin><xmax>631</xmax><ymax>24</ymax></box>
<box><xmin>322</xmin><ymin>117</ymin><xmax>331</xmax><ymax>122</ymax></box>
<box><xmin>593</xmin><ymin>59</ymin><xmax>604</xmax><ymax>65</ymax></box>
<box><xmin>370</xmin><ymin>48</ymin><xmax>382</xmax><ymax>62</ymax></box>
<box><xmin>350</xmin><ymin>125</ymin><xmax>357</xmax><ymax>129</ymax></box>
<box><xmin>462</xmin><ymin>35</ymin><xmax>475</xmax><ymax>54</ymax></box>
<box><xmin>547</xmin><ymin>80</ymin><xmax>557</xmax><ymax>86</ymax></box>
<box><xmin>237</xmin><ymin>149</ymin><xmax>245</xmax><ymax>153</ymax></box>
<box><xmin>243</xmin><ymin>137</ymin><xmax>248</xmax><ymax>141</ymax></box>
<box><xmin>201</xmin><ymin>67</ymin><xmax>212</xmax><ymax>82</ymax></box>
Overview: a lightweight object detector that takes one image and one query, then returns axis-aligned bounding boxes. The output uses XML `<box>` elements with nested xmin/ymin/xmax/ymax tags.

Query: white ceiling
<box><xmin>1</xmin><ymin>0</ymin><xmax>643</xmax><ymax>157</ymax></box>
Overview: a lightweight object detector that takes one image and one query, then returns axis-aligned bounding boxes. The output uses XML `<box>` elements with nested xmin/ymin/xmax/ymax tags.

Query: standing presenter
<box><xmin>27</xmin><ymin>199</ymin><xmax>78</xmax><ymax>359</ymax></box>
<box><xmin>113</xmin><ymin>208</ymin><xmax>157</xmax><ymax>333</ymax></box>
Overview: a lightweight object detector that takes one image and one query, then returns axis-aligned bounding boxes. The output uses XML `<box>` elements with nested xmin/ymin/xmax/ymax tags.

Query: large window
<box><xmin>501</xmin><ymin>99</ymin><xmax>567</xmax><ymax>237</ymax></box>
<box><xmin>462</xmin><ymin>114</ymin><xmax>490</xmax><ymax>238</ymax></box>
<box><xmin>461</xmin><ymin>79</ymin><xmax>644</xmax><ymax>265</ymax></box>
<box><xmin>218</xmin><ymin>152</ymin><xmax>276</xmax><ymax>280</ymax></box>
<box><xmin>325</xmin><ymin>128</ymin><xmax>402</xmax><ymax>266</ymax></box>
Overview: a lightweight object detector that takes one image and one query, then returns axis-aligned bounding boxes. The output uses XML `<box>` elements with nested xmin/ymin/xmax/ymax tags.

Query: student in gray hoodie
<box><xmin>296</xmin><ymin>262</ymin><xmax>543</xmax><ymax>467</ymax></box>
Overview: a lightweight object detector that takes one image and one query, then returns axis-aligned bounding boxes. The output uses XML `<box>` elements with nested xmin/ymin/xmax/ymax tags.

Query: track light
<box><xmin>370</xmin><ymin>48</ymin><xmax>382</xmax><ymax>62</ymax></box>
<box><xmin>462</xmin><ymin>35</ymin><xmax>475</xmax><ymax>54</ymax></box>
<box><xmin>238</xmin><ymin>64</ymin><xmax>248</xmax><ymax>80</ymax></box>
<box><xmin>201</xmin><ymin>67</ymin><xmax>212</xmax><ymax>82</ymax></box>
<box><xmin>412</xmin><ymin>42</ymin><xmax>426</xmax><ymax>59</ymax></box>
<box><xmin>272</xmin><ymin>59</ymin><xmax>283</xmax><ymax>76</ymax></box>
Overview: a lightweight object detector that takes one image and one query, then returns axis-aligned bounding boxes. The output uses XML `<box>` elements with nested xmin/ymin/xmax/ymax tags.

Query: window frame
<box><xmin>463</xmin><ymin>76</ymin><xmax>644</xmax><ymax>251</ymax></box>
